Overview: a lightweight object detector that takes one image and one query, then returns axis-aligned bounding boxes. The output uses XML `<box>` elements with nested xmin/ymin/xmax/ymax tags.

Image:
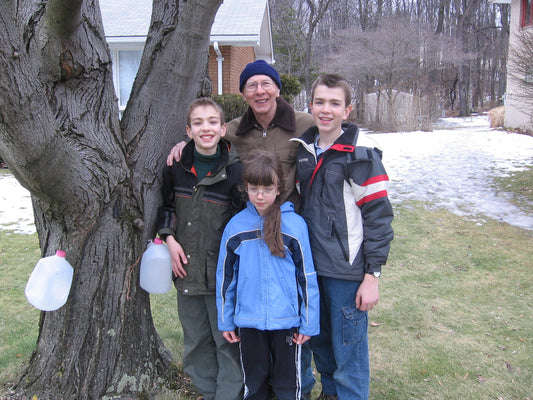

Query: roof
<box><xmin>100</xmin><ymin>0</ymin><xmax>273</xmax><ymax>61</ymax></box>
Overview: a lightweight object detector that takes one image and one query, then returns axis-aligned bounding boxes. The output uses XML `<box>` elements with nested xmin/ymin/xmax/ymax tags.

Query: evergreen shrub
<box><xmin>211</xmin><ymin>95</ymin><xmax>248</xmax><ymax>122</ymax></box>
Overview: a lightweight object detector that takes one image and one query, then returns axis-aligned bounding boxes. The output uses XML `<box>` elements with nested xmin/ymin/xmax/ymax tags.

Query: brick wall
<box><xmin>208</xmin><ymin>45</ymin><xmax>255</xmax><ymax>95</ymax></box>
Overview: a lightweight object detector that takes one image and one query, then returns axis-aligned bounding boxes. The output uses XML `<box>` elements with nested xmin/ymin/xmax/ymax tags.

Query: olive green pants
<box><xmin>177</xmin><ymin>293</ymin><xmax>243</xmax><ymax>400</ymax></box>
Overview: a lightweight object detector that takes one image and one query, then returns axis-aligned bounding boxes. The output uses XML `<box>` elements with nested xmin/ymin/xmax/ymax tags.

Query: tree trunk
<box><xmin>498</xmin><ymin>4</ymin><xmax>510</xmax><ymax>104</ymax></box>
<box><xmin>435</xmin><ymin>0</ymin><xmax>448</xmax><ymax>34</ymax></box>
<box><xmin>456</xmin><ymin>0</ymin><xmax>482</xmax><ymax>116</ymax></box>
<box><xmin>302</xmin><ymin>0</ymin><xmax>334</xmax><ymax>102</ymax></box>
<box><xmin>0</xmin><ymin>0</ymin><xmax>222</xmax><ymax>398</ymax></box>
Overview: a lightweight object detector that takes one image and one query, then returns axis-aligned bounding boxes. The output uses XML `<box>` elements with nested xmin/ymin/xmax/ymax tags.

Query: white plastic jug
<box><xmin>25</xmin><ymin>250</ymin><xmax>74</xmax><ymax>311</ymax></box>
<box><xmin>139</xmin><ymin>238</ymin><xmax>173</xmax><ymax>294</ymax></box>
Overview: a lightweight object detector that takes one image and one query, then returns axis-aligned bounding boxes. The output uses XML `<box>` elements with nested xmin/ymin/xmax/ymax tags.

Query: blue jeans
<box><xmin>310</xmin><ymin>277</ymin><xmax>369</xmax><ymax>400</ymax></box>
<box><xmin>301</xmin><ymin>341</ymin><xmax>315</xmax><ymax>393</ymax></box>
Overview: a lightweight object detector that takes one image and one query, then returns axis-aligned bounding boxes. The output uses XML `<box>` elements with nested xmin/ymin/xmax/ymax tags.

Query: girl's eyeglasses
<box><xmin>246</xmin><ymin>185</ymin><xmax>278</xmax><ymax>196</ymax></box>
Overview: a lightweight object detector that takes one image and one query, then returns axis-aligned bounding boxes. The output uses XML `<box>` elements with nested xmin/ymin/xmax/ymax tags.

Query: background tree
<box><xmin>301</xmin><ymin>0</ymin><xmax>336</xmax><ymax>101</ymax></box>
<box><xmin>327</xmin><ymin>17</ymin><xmax>459</xmax><ymax>130</ymax></box>
<box><xmin>0</xmin><ymin>0</ymin><xmax>222</xmax><ymax>398</ymax></box>
<box><xmin>454</xmin><ymin>0</ymin><xmax>484</xmax><ymax>116</ymax></box>
<box><xmin>271</xmin><ymin>0</ymin><xmax>510</xmax><ymax>124</ymax></box>
<box><xmin>271</xmin><ymin>0</ymin><xmax>307</xmax><ymax>75</ymax></box>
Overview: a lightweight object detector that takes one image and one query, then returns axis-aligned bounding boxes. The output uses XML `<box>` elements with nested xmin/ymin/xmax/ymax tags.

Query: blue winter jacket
<box><xmin>216</xmin><ymin>201</ymin><xmax>320</xmax><ymax>337</ymax></box>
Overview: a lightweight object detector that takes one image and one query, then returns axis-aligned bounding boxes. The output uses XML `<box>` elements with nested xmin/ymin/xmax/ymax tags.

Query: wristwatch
<box><xmin>368</xmin><ymin>271</ymin><xmax>381</xmax><ymax>278</ymax></box>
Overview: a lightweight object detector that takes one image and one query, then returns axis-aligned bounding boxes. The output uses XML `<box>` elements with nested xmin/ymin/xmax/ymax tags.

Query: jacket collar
<box><xmin>181</xmin><ymin>138</ymin><xmax>233</xmax><ymax>173</ymax></box>
<box><xmin>300</xmin><ymin>122</ymin><xmax>359</xmax><ymax>147</ymax></box>
<box><xmin>235</xmin><ymin>97</ymin><xmax>297</xmax><ymax>136</ymax></box>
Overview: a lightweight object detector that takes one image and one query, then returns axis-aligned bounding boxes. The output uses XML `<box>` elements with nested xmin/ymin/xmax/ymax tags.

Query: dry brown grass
<box><xmin>488</xmin><ymin>106</ymin><xmax>505</xmax><ymax>128</ymax></box>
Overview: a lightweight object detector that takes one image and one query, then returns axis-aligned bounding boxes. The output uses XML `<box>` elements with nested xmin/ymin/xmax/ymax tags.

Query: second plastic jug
<box><xmin>139</xmin><ymin>238</ymin><xmax>173</xmax><ymax>294</ymax></box>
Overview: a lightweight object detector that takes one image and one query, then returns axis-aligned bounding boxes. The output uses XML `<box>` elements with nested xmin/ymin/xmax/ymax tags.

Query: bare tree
<box><xmin>508</xmin><ymin>28</ymin><xmax>533</xmax><ymax>126</ymax></box>
<box><xmin>433</xmin><ymin>0</ymin><xmax>450</xmax><ymax>34</ymax></box>
<box><xmin>301</xmin><ymin>0</ymin><xmax>335</xmax><ymax>100</ymax></box>
<box><xmin>270</xmin><ymin>0</ymin><xmax>307</xmax><ymax>75</ymax></box>
<box><xmin>454</xmin><ymin>0</ymin><xmax>484</xmax><ymax>116</ymax></box>
<box><xmin>328</xmin><ymin>17</ymin><xmax>456</xmax><ymax>130</ymax></box>
<box><xmin>271</xmin><ymin>0</ymin><xmax>509</xmax><ymax>123</ymax></box>
<box><xmin>0</xmin><ymin>0</ymin><xmax>222</xmax><ymax>398</ymax></box>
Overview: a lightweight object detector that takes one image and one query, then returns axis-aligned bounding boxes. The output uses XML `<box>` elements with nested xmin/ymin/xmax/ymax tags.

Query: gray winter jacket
<box><xmin>291</xmin><ymin>123</ymin><xmax>394</xmax><ymax>281</ymax></box>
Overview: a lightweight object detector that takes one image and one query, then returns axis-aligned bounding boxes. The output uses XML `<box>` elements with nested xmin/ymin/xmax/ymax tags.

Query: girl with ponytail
<box><xmin>242</xmin><ymin>150</ymin><xmax>285</xmax><ymax>257</ymax></box>
<box><xmin>216</xmin><ymin>150</ymin><xmax>320</xmax><ymax>400</ymax></box>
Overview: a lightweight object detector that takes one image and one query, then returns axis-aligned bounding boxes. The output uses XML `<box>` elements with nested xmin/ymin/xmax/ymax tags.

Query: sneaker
<box><xmin>317</xmin><ymin>392</ymin><xmax>337</xmax><ymax>400</ymax></box>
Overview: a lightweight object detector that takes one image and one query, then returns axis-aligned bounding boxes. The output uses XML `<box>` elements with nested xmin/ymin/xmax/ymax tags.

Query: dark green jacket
<box><xmin>157</xmin><ymin>139</ymin><xmax>245</xmax><ymax>295</ymax></box>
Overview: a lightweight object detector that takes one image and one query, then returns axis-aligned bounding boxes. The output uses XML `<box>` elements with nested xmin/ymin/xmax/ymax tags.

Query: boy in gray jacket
<box><xmin>292</xmin><ymin>74</ymin><xmax>394</xmax><ymax>400</ymax></box>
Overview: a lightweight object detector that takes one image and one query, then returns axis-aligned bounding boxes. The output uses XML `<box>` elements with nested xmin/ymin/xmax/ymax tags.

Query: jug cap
<box><xmin>153</xmin><ymin>238</ymin><xmax>163</xmax><ymax>245</ymax></box>
<box><xmin>56</xmin><ymin>250</ymin><xmax>66</xmax><ymax>258</ymax></box>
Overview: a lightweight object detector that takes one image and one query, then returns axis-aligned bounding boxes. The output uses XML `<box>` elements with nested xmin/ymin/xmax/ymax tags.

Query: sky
<box><xmin>1</xmin><ymin>115</ymin><xmax>532</xmax><ymax>234</ymax></box>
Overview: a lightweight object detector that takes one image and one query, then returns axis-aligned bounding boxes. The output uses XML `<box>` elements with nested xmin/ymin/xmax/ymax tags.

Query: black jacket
<box><xmin>157</xmin><ymin>139</ymin><xmax>245</xmax><ymax>295</ymax></box>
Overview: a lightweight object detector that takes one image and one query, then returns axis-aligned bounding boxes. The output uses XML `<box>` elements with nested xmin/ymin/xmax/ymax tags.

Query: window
<box><xmin>109</xmin><ymin>47</ymin><xmax>143</xmax><ymax>113</ymax></box>
<box><xmin>523</xmin><ymin>0</ymin><xmax>533</xmax><ymax>27</ymax></box>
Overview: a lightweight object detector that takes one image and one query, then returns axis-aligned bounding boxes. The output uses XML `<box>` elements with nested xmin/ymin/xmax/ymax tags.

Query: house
<box><xmin>100</xmin><ymin>0</ymin><xmax>274</xmax><ymax>112</ymax></box>
<box><xmin>491</xmin><ymin>0</ymin><xmax>533</xmax><ymax>133</ymax></box>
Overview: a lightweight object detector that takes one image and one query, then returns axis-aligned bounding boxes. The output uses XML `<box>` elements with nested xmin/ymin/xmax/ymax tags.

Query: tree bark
<box><xmin>0</xmin><ymin>0</ymin><xmax>222</xmax><ymax>398</ymax></box>
<box><xmin>456</xmin><ymin>0</ymin><xmax>483</xmax><ymax>116</ymax></box>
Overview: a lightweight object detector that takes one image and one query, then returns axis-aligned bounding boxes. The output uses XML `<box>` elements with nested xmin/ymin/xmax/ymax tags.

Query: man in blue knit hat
<box><xmin>167</xmin><ymin>59</ymin><xmax>317</xmax><ymax>399</ymax></box>
<box><xmin>238</xmin><ymin>59</ymin><xmax>282</xmax><ymax>92</ymax></box>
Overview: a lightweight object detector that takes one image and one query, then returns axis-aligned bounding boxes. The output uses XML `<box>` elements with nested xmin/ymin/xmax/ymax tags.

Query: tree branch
<box><xmin>45</xmin><ymin>0</ymin><xmax>83</xmax><ymax>38</ymax></box>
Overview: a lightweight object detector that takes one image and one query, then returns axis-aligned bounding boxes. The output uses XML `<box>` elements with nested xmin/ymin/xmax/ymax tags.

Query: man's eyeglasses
<box><xmin>243</xmin><ymin>80</ymin><xmax>275</xmax><ymax>93</ymax></box>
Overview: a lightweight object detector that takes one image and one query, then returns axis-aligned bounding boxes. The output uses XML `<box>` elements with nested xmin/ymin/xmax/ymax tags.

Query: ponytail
<box><xmin>262</xmin><ymin>194</ymin><xmax>284</xmax><ymax>257</ymax></box>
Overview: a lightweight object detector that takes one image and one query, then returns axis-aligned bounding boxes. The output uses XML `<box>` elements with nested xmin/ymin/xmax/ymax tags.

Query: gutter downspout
<box><xmin>214</xmin><ymin>42</ymin><xmax>224</xmax><ymax>95</ymax></box>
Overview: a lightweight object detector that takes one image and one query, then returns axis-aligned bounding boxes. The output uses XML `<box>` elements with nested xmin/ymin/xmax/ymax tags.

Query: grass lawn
<box><xmin>0</xmin><ymin>232</ymin><xmax>41</xmax><ymax>388</ymax></box>
<box><xmin>370</xmin><ymin>203</ymin><xmax>532</xmax><ymax>400</ymax></box>
<box><xmin>1</xmin><ymin>170</ymin><xmax>532</xmax><ymax>399</ymax></box>
<box><xmin>493</xmin><ymin>165</ymin><xmax>533</xmax><ymax>213</ymax></box>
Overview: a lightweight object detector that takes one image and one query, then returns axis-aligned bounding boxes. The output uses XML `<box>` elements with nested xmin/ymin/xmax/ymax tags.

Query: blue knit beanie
<box><xmin>239</xmin><ymin>60</ymin><xmax>282</xmax><ymax>92</ymax></box>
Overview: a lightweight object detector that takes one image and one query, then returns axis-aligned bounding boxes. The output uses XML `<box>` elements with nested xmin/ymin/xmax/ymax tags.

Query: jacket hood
<box><xmin>235</xmin><ymin>97</ymin><xmax>297</xmax><ymax>136</ymax></box>
<box><xmin>224</xmin><ymin>138</ymin><xmax>241</xmax><ymax>165</ymax></box>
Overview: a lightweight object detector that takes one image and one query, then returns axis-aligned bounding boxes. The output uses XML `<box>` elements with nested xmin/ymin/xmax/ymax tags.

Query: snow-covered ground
<box><xmin>1</xmin><ymin>115</ymin><xmax>532</xmax><ymax>234</ymax></box>
<box><xmin>0</xmin><ymin>172</ymin><xmax>35</xmax><ymax>234</ymax></box>
<box><xmin>368</xmin><ymin>116</ymin><xmax>533</xmax><ymax>231</ymax></box>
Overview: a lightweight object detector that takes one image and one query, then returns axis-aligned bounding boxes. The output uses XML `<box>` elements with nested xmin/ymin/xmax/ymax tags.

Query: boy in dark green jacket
<box><xmin>157</xmin><ymin>98</ymin><xmax>245</xmax><ymax>400</ymax></box>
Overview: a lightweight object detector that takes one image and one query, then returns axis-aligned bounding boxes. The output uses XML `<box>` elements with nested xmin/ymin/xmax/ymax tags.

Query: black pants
<box><xmin>239</xmin><ymin>327</ymin><xmax>301</xmax><ymax>400</ymax></box>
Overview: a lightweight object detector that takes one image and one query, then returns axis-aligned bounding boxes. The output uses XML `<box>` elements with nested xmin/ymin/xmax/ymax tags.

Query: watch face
<box><xmin>373</xmin><ymin>271</ymin><xmax>381</xmax><ymax>278</ymax></box>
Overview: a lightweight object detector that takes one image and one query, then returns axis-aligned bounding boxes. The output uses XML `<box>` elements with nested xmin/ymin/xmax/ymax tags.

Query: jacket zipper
<box><xmin>330</xmin><ymin>218</ymin><xmax>349</xmax><ymax>262</ymax></box>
